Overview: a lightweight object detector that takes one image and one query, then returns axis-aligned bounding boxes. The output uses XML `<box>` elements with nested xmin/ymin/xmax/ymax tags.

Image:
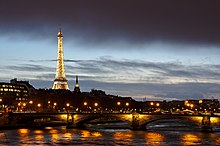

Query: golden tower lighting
<box><xmin>52</xmin><ymin>29</ymin><xmax>69</xmax><ymax>90</ymax></box>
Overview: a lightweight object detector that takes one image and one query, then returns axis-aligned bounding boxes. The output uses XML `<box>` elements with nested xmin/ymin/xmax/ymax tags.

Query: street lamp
<box><xmin>156</xmin><ymin>103</ymin><xmax>160</xmax><ymax>107</ymax></box>
<box><xmin>94</xmin><ymin>102</ymin><xmax>98</xmax><ymax>107</ymax></box>
<box><xmin>117</xmin><ymin>102</ymin><xmax>121</xmax><ymax>106</ymax></box>
<box><xmin>150</xmin><ymin>102</ymin><xmax>154</xmax><ymax>106</ymax></box>
<box><xmin>66</xmin><ymin>103</ymin><xmax>70</xmax><ymax>107</ymax></box>
<box><xmin>0</xmin><ymin>99</ymin><xmax>2</xmax><ymax>102</ymax></box>
<box><xmin>126</xmin><ymin>102</ymin><xmax>129</xmax><ymax>106</ymax></box>
<box><xmin>54</xmin><ymin>103</ymin><xmax>57</xmax><ymax>106</ymax></box>
<box><xmin>29</xmin><ymin>100</ymin><xmax>33</xmax><ymax>104</ymax></box>
<box><xmin>23</xmin><ymin>103</ymin><xmax>26</xmax><ymax>107</ymax></box>
<box><xmin>37</xmin><ymin>103</ymin><xmax>41</xmax><ymax>107</ymax></box>
<box><xmin>84</xmin><ymin>102</ymin><xmax>88</xmax><ymax>106</ymax></box>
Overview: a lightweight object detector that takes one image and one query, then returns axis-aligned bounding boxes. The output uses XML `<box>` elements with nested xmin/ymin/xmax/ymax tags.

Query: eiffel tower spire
<box><xmin>52</xmin><ymin>29</ymin><xmax>69</xmax><ymax>90</ymax></box>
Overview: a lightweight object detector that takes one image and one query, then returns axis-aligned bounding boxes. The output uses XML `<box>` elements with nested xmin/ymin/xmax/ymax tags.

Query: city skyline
<box><xmin>1</xmin><ymin>0</ymin><xmax>220</xmax><ymax>100</ymax></box>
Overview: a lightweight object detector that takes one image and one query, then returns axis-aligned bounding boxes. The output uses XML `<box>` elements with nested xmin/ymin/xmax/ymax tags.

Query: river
<box><xmin>0</xmin><ymin>120</ymin><xmax>220</xmax><ymax>145</ymax></box>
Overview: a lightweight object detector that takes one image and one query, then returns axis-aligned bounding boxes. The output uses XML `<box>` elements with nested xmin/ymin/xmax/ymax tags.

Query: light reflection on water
<box><xmin>181</xmin><ymin>133</ymin><xmax>201</xmax><ymax>146</ymax></box>
<box><xmin>0</xmin><ymin>125</ymin><xmax>220</xmax><ymax>145</ymax></box>
<box><xmin>114</xmin><ymin>131</ymin><xmax>134</xmax><ymax>145</ymax></box>
<box><xmin>145</xmin><ymin>132</ymin><xmax>165</xmax><ymax>145</ymax></box>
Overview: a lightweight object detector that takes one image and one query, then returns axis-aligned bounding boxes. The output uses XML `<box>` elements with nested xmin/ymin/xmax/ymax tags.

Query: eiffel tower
<box><xmin>52</xmin><ymin>29</ymin><xmax>69</xmax><ymax>90</ymax></box>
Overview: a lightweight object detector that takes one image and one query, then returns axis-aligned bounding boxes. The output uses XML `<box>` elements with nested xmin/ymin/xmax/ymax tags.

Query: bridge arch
<box><xmin>140</xmin><ymin>117</ymin><xmax>201</xmax><ymax>130</ymax></box>
<box><xmin>72</xmin><ymin>113</ymin><xmax>133</xmax><ymax>128</ymax></box>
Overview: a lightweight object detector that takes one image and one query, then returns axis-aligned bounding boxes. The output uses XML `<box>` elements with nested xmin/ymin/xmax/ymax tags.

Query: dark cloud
<box><xmin>1</xmin><ymin>0</ymin><xmax>220</xmax><ymax>48</ymax></box>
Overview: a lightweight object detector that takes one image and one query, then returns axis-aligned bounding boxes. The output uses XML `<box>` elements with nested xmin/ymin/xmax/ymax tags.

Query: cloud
<box><xmin>1</xmin><ymin>0</ymin><xmax>220</xmax><ymax>49</ymax></box>
<box><xmin>3</xmin><ymin>57</ymin><xmax>220</xmax><ymax>85</ymax></box>
<box><xmin>65</xmin><ymin>57</ymin><xmax>220</xmax><ymax>84</ymax></box>
<box><xmin>2</xmin><ymin>57</ymin><xmax>220</xmax><ymax>100</ymax></box>
<box><xmin>4</xmin><ymin>64</ymin><xmax>54</xmax><ymax>72</ymax></box>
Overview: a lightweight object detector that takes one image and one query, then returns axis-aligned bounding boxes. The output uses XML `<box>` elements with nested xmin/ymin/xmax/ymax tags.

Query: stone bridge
<box><xmin>8</xmin><ymin>112</ymin><xmax>220</xmax><ymax>132</ymax></box>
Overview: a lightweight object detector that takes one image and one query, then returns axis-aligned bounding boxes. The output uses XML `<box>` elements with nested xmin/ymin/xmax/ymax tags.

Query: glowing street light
<box><xmin>48</xmin><ymin>101</ymin><xmax>51</xmax><ymax>104</ymax></box>
<box><xmin>150</xmin><ymin>102</ymin><xmax>154</xmax><ymax>106</ymax></box>
<box><xmin>156</xmin><ymin>103</ymin><xmax>160</xmax><ymax>107</ymax></box>
<box><xmin>0</xmin><ymin>99</ymin><xmax>2</xmax><ymax>102</ymax></box>
<box><xmin>190</xmin><ymin>104</ymin><xmax>194</xmax><ymax>108</ymax></box>
<box><xmin>18</xmin><ymin>103</ymin><xmax>21</xmax><ymax>106</ymax></box>
<box><xmin>125</xmin><ymin>102</ymin><xmax>129</xmax><ymax>106</ymax></box>
<box><xmin>54</xmin><ymin>103</ymin><xmax>57</xmax><ymax>106</ymax></box>
<box><xmin>23</xmin><ymin>103</ymin><xmax>26</xmax><ymax>106</ymax></box>
<box><xmin>37</xmin><ymin>103</ymin><xmax>41</xmax><ymax>107</ymax></box>
<box><xmin>84</xmin><ymin>102</ymin><xmax>88</xmax><ymax>106</ymax></box>
<box><xmin>117</xmin><ymin>102</ymin><xmax>121</xmax><ymax>106</ymax></box>
<box><xmin>66</xmin><ymin>103</ymin><xmax>70</xmax><ymax>107</ymax></box>
<box><xmin>94</xmin><ymin>102</ymin><xmax>98</xmax><ymax>107</ymax></box>
<box><xmin>29</xmin><ymin>100</ymin><xmax>33</xmax><ymax>104</ymax></box>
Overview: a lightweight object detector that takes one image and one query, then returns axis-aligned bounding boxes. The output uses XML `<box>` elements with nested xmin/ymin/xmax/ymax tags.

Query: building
<box><xmin>52</xmin><ymin>29</ymin><xmax>69</xmax><ymax>90</ymax></box>
<box><xmin>0</xmin><ymin>78</ymin><xmax>35</xmax><ymax>106</ymax></box>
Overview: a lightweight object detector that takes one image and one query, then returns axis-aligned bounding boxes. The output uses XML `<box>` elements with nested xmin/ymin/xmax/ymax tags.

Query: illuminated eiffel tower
<box><xmin>52</xmin><ymin>29</ymin><xmax>69</xmax><ymax>90</ymax></box>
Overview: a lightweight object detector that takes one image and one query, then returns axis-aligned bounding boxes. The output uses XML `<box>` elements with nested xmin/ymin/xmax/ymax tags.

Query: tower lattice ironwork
<box><xmin>52</xmin><ymin>30</ymin><xmax>69</xmax><ymax>90</ymax></box>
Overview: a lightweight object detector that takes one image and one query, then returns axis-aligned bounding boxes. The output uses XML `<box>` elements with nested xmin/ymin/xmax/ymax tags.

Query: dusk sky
<box><xmin>1</xmin><ymin>0</ymin><xmax>220</xmax><ymax>101</ymax></box>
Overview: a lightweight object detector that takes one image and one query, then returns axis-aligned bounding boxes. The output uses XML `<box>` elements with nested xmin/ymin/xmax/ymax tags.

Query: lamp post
<box><xmin>117</xmin><ymin>101</ymin><xmax>121</xmax><ymax>112</ymax></box>
<box><xmin>94</xmin><ymin>102</ymin><xmax>98</xmax><ymax>112</ymax></box>
<box><xmin>53</xmin><ymin>102</ymin><xmax>57</xmax><ymax>112</ymax></box>
<box><xmin>66</xmin><ymin>103</ymin><xmax>70</xmax><ymax>113</ymax></box>
<box><xmin>0</xmin><ymin>98</ymin><xmax>2</xmax><ymax>112</ymax></box>
<box><xmin>83</xmin><ymin>102</ymin><xmax>88</xmax><ymax>112</ymax></box>
<box><xmin>28</xmin><ymin>100</ymin><xmax>33</xmax><ymax>111</ymax></box>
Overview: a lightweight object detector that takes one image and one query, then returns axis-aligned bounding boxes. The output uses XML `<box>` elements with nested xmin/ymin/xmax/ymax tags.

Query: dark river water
<box><xmin>0</xmin><ymin>120</ymin><xmax>220</xmax><ymax>146</ymax></box>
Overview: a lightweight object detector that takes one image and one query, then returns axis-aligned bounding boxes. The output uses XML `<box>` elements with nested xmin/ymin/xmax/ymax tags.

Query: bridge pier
<box><xmin>201</xmin><ymin>116</ymin><xmax>212</xmax><ymax>132</ymax></box>
<box><xmin>66</xmin><ymin>113</ymin><xmax>76</xmax><ymax>129</ymax></box>
<box><xmin>131</xmin><ymin>112</ymin><xmax>141</xmax><ymax>130</ymax></box>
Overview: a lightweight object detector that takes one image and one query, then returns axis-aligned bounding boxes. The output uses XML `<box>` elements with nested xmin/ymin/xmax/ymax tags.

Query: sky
<box><xmin>1</xmin><ymin>0</ymin><xmax>220</xmax><ymax>101</ymax></box>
